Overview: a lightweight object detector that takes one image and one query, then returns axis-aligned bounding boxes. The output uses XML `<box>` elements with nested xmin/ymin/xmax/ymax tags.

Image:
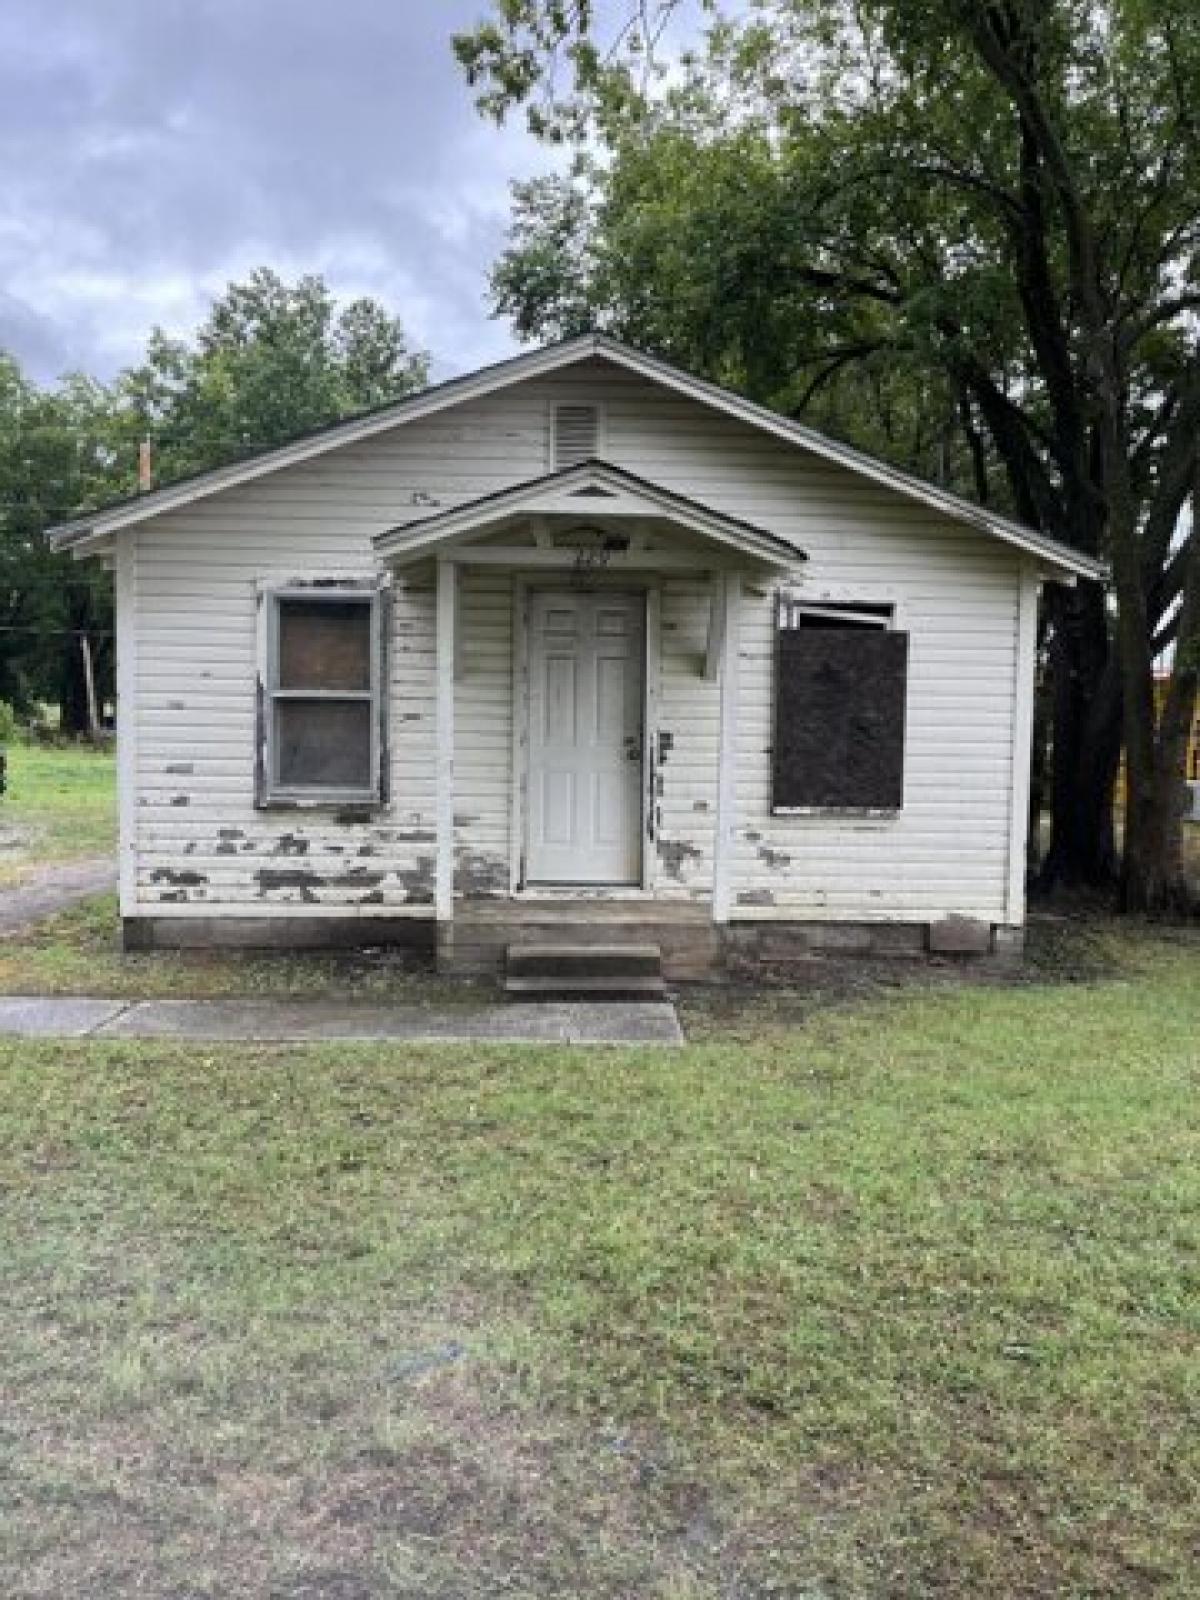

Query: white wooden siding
<box><xmin>130</xmin><ymin>360</ymin><xmax>1027</xmax><ymax>926</ymax></box>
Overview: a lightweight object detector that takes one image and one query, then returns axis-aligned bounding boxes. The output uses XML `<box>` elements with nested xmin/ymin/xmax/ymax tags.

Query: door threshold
<box><xmin>519</xmin><ymin>885</ymin><xmax>651</xmax><ymax>898</ymax></box>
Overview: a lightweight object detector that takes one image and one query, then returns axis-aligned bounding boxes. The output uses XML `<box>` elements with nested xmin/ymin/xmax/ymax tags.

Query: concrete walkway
<box><xmin>0</xmin><ymin>857</ymin><xmax>117</xmax><ymax>937</ymax></box>
<box><xmin>0</xmin><ymin>994</ymin><xmax>684</xmax><ymax>1046</ymax></box>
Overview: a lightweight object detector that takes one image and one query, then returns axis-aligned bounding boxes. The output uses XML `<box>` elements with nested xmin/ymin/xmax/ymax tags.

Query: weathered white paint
<box><xmin>375</xmin><ymin>459</ymin><xmax>798</xmax><ymax>568</ymax></box>
<box><xmin>53</xmin><ymin>335</ymin><xmax>1104</xmax><ymax>582</ymax></box>
<box><xmin>436</xmin><ymin>558</ymin><xmax>456</xmax><ymax>922</ymax></box>
<box><xmin>1007</xmin><ymin>562</ymin><xmax>1040</xmax><ymax>924</ymax></box>
<box><xmin>509</xmin><ymin>577</ymin><xmax>530</xmax><ymax>893</ymax></box>
<box><xmin>703</xmin><ymin>578</ymin><xmax>725</xmax><ymax>683</ymax></box>
<box><xmin>642</xmin><ymin>582</ymin><xmax>662</xmax><ymax>893</ymax></box>
<box><xmin>711</xmin><ymin>572</ymin><xmax>741</xmax><ymax>923</ymax></box>
<box><xmin>429</xmin><ymin>544</ymin><xmax>731</xmax><ymax>572</ymax></box>
<box><xmin>119</xmin><ymin>359</ymin><xmax>1050</xmax><ymax>931</ymax></box>
<box><xmin>114</xmin><ymin>532</ymin><xmax>138</xmax><ymax>916</ymax></box>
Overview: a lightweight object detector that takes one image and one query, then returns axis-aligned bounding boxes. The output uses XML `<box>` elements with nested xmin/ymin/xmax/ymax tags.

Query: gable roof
<box><xmin>373</xmin><ymin>459</ymin><xmax>805</xmax><ymax>568</ymax></box>
<box><xmin>45</xmin><ymin>332</ymin><xmax>1106</xmax><ymax>581</ymax></box>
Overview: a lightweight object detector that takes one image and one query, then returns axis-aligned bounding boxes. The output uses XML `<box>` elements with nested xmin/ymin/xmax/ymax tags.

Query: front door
<box><xmin>526</xmin><ymin>588</ymin><xmax>645</xmax><ymax>885</ymax></box>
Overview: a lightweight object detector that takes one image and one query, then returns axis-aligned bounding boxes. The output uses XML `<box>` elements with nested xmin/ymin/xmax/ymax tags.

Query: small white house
<box><xmin>48</xmin><ymin>336</ymin><xmax>1103</xmax><ymax>976</ymax></box>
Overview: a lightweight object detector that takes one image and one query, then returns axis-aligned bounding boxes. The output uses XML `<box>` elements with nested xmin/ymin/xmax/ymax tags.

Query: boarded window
<box><xmin>551</xmin><ymin>403</ymin><xmax>601</xmax><ymax>470</ymax></box>
<box><xmin>277</xmin><ymin>599</ymin><xmax>372</xmax><ymax>692</ymax></box>
<box><xmin>773</xmin><ymin>603</ymin><xmax>907</xmax><ymax>811</ymax></box>
<box><xmin>259</xmin><ymin>587</ymin><xmax>385</xmax><ymax>805</ymax></box>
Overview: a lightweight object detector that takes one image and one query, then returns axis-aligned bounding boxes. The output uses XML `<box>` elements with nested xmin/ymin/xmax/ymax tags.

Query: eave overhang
<box><xmin>45</xmin><ymin>331</ymin><xmax>1106</xmax><ymax>584</ymax></box>
<box><xmin>372</xmin><ymin>460</ymin><xmax>806</xmax><ymax>571</ymax></box>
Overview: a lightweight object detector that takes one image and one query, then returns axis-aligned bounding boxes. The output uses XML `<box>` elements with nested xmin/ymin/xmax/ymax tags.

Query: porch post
<box><xmin>436</xmin><ymin>557</ymin><xmax>457</xmax><ymax>924</ymax></box>
<box><xmin>712</xmin><ymin>571</ymin><xmax>741</xmax><ymax>923</ymax></box>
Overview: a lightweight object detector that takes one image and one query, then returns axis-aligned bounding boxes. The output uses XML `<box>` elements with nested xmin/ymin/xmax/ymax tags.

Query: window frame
<box><xmin>771</xmin><ymin>588</ymin><xmax>908</xmax><ymax>819</ymax></box>
<box><xmin>255</xmin><ymin>577</ymin><xmax>388</xmax><ymax>810</ymax></box>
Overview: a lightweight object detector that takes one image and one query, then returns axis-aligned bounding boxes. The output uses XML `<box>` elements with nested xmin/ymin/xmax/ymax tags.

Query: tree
<box><xmin>118</xmin><ymin>269</ymin><xmax>429</xmax><ymax>482</ymax></box>
<box><xmin>456</xmin><ymin>0</ymin><xmax>1200</xmax><ymax>911</ymax></box>
<box><xmin>0</xmin><ymin>361</ymin><xmax>117</xmax><ymax>733</ymax></box>
<box><xmin>0</xmin><ymin>270</ymin><xmax>430</xmax><ymax>733</ymax></box>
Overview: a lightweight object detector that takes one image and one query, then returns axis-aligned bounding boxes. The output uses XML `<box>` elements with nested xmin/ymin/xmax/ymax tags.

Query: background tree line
<box><xmin>0</xmin><ymin>268</ymin><xmax>427</xmax><ymax>737</ymax></box>
<box><xmin>456</xmin><ymin>0</ymin><xmax>1200</xmax><ymax>912</ymax></box>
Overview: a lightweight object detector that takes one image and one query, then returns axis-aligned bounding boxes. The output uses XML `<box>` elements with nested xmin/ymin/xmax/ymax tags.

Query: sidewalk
<box><xmin>0</xmin><ymin>994</ymin><xmax>684</xmax><ymax>1046</ymax></box>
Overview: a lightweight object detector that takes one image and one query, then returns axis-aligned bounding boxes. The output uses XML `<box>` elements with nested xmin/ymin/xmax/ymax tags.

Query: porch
<box><xmin>440</xmin><ymin>897</ymin><xmax>722</xmax><ymax>981</ymax></box>
<box><xmin>373</xmin><ymin>460</ymin><xmax>805</xmax><ymax>971</ymax></box>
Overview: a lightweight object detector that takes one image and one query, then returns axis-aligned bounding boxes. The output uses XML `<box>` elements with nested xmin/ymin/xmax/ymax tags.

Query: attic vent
<box><xmin>552</xmin><ymin>403</ymin><xmax>601</xmax><ymax>470</ymax></box>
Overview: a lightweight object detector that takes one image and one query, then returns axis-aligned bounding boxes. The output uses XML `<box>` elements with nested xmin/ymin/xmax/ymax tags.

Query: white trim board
<box><xmin>1006</xmin><ymin>562</ymin><xmax>1040</xmax><ymax>925</ymax></box>
<box><xmin>435</xmin><ymin>558</ymin><xmax>457</xmax><ymax>923</ymax></box>
<box><xmin>711</xmin><ymin>571</ymin><xmax>742</xmax><ymax>924</ymax></box>
<box><xmin>114</xmin><ymin>533</ymin><xmax>139</xmax><ymax>916</ymax></box>
<box><xmin>373</xmin><ymin>460</ymin><xmax>801</xmax><ymax>570</ymax></box>
<box><xmin>47</xmin><ymin>334</ymin><xmax>1107</xmax><ymax>583</ymax></box>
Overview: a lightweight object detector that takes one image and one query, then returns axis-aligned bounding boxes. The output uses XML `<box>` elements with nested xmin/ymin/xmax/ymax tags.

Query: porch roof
<box><xmin>372</xmin><ymin>460</ymin><xmax>806</xmax><ymax>570</ymax></box>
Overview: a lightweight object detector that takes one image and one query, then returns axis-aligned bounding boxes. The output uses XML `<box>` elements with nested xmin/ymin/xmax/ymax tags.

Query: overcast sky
<box><xmin>0</xmin><ymin>0</ymin><xmax>557</xmax><ymax>386</ymax></box>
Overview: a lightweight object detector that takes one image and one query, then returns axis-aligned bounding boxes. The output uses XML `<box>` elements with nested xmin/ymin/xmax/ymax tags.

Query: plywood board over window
<box><xmin>773</xmin><ymin>602</ymin><xmax>908</xmax><ymax>813</ymax></box>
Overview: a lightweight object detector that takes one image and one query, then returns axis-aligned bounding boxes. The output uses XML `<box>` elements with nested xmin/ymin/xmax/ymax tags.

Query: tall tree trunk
<box><xmin>1037</xmin><ymin>582</ymin><xmax>1121</xmax><ymax>890</ymax></box>
<box><xmin>57</xmin><ymin>591</ymin><xmax>92</xmax><ymax>736</ymax></box>
<box><xmin>58</xmin><ymin>637</ymin><xmax>90</xmax><ymax>735</ymax></box>
<box><xmin>1122</xmin><ymin>501</ymin><xmax>1200</xmax><ymax>912</ymax></box>
<box><xmin>79</xmin><ymin>634</ymin><xmax>100</xmax><ymax>740</ymax></box>
<box><xmin>1115</xmin><ymin>444</ymin><xmax>1199</xmax><ymax>910</ymax></box>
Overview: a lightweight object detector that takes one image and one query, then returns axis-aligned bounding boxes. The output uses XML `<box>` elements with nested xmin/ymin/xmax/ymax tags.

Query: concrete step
<box><xmin>506</xmin><ymin>942</ymin><xmax>663</xmax><ymax>980</ymax></box>
<box><xmin>503</xmin><ymin>974</ymin><xmax>669</xmax><ymax>1004</ymax></box>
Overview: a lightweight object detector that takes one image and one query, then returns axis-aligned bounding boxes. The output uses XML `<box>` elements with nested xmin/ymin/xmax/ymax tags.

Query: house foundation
<box><xmin>123</xmin><ymin>908</ymin><xmax>1023</xmax><ymax>975</ymax></box>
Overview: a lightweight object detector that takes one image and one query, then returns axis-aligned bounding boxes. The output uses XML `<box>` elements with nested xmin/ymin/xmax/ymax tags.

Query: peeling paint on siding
<box><xmin>658</xmin><ymin>838</ymin><xmax>702</xmax><ymax>880</ymax></box>
<box><xmin>455</xmin><ymin>848</ymin><xmax>508</xmax><ymax>898</ymax></box>
<box><xmin>127</xmin><ymin>367</ymin><xmax>1023</xmax><ymax>930</ymax></box>
<box><xmin>758</xmin><ymin>844</ymin><xmax>792</xmax><ymax>870</ymax></box>
<box><xmin>397</xmin><ymin>858</ymin><xmax>436</xmax><ymax>904</ymax></box>
<box><xmin>341</xmin><ymin>868</ymin><xmax>384</xmax><ymax>888</ymax></box>
<box><xmin>257</xmin><ymin>868</ymin><xmax>323</xmax><ymax>894</ymax></box>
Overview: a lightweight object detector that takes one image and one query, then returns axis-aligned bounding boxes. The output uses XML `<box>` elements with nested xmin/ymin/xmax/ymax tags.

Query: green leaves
<box><xmin>122</xmin><ymin>268</ymin><xmax>429</xmax><ymax>483</ymax></box>
<box><xmin>0</xmin><ymin>270</ymin><xmax>430</xmax><ymax>727</ymax></box>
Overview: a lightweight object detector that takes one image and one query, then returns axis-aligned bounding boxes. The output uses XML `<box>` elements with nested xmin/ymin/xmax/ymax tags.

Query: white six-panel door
<box><xmin>526</xmin><ymin>589</ymin><xmax>645</xmax><ymax>885</ymax></box>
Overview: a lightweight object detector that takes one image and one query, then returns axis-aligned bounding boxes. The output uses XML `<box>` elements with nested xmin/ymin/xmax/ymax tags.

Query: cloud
<box><xmin>0</xmin><ymin>0</ymin><xmax>550</xmax><ymax>383</ymax></box>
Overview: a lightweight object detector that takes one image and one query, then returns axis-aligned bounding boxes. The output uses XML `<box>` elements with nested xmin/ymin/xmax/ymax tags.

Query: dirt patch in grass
<box><xmin>6</xmin><ymin>892</ymin><xmax>1184</xmax><ymax>1031</ymax></box>
<box><xmin>677</xmin><ymin>909</ymin><xmax>1158</xmax><ymax>1040</ymax></box>
<box><xmin>2</xmin><ymin>1248</ymin><xmax>778</xmax><ymax>1598</ymax></box>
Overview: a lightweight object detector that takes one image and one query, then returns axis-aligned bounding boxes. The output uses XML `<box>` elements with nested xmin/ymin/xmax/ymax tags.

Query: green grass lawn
<box><xmin>0</xmin><ymin>740</ymin><xmax>116</xmax><ymax>887</ymax></box>
<box><xmin>1</xmin><ymin>923</ymin><xmax>1197</xmax><ymax>1597</ymax></box>
<box><xmin>0</xmin><ymin>893</ymin><xmax>484</xmax><ymax>1004</ymax></box>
